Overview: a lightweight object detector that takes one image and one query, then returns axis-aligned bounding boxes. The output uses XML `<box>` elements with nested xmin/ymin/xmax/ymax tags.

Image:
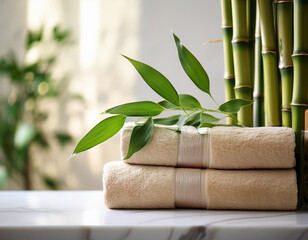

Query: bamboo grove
<box><xmin>220</xmin><ymin>0</ymin><xmax>308</xmax><ymax>156</ymax></box>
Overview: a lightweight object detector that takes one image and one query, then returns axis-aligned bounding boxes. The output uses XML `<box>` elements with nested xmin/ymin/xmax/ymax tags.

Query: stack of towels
<box><xmin>103</xmin><ymin>123</ymin><xmax>298</xmax><ymax>210</ymax></box>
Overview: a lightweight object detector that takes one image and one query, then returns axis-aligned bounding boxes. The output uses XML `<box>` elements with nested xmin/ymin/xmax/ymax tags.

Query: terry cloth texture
<box><xmin>206</xmin><ymin>169</ymin><xmax>297</xmax><ymax>210</ymax></box>
<box><xmin>103</xmin><ymin>161</ymin><xmax>175</xmax><ymax>209</ymax></box>
<box><xmin>103</xmin><ymin>161</ymin><xmax>297</xmax><ymax>210</ymax></box>
<box><xmin>121</xmin><ymin>123</ymin><xmax>179</xmax><ymax>167</ymax></box>
<box><xmin>120</xmin><ymin>124</ymin><xmax>295</xmax><ymax>169</ymax></box>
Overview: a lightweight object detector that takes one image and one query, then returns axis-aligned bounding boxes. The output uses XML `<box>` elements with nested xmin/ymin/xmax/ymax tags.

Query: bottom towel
<box><xmin>103</xmin><ymin>162</ymin><xmax>297</xmax><ymax>210</ymax></box>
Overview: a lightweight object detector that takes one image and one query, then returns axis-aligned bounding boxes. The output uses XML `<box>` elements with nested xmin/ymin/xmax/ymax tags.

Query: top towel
<box><xmin>121</xmin><ymin>123</ymin><xmax>295</xmax><ymax>169</ymax></box>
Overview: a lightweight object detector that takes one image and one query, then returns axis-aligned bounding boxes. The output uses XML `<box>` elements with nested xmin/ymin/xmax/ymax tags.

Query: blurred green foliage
<box><xmin>0</xmin><ymin>26</ymin><xmax>75</xmax><ymax>190</ymax></box>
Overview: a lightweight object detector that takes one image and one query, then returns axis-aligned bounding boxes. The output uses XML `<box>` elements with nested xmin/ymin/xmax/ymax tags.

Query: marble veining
<box><xmin>0</xmin><ymin>191</ymin><xmax>308</xmax><ymax>240</ymax></box>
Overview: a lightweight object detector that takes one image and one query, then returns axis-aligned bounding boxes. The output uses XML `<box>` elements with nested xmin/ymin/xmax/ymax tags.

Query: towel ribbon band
<box><xmin>175</xmin><ymin>168</ymin><xmax>207</xmax><ymax>208</ymax></box>
<box><xmin>175</xmin><ymin>126</ymin><xmax>210</xmax><ymax>208</ymax></box>
<box><xmin>177</xmin><ymin>126</ymin><xmax>211</xmax><ymax>168</ymax></box>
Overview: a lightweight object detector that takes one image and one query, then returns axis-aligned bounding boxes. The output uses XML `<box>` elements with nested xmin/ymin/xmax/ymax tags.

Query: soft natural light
<box><xmin>79</xmin><ymin>0</ymin><xmax>100</xmax><ymax>69</ymax></box>
<box><xmin>20</xmin><ymin>0</ymin><xmax>141</xmax><ymax>189</ymax></box>
<box><xmin>27</xmin><ymin>0</ymin><xmax>61</xmax><ymax>30</ymax></box>
<box><xmin>27</xmin><ymin>0</ymin><xmax>47</xmax><ymax>30</ymax></box>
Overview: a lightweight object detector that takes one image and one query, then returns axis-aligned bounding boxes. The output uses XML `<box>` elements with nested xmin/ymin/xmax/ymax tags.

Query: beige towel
<box><xmin>121</xmin><ymin>123</ymin><xmax>295</xmax><ymax>169</ymax></box>
<box><xmin>103</xmin><ymin>161</ymin><xmax>297</xmax><ymax>210</ymax></box>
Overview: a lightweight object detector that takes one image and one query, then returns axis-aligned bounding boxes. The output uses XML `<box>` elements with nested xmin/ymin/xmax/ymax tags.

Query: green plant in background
<box><xmin>72</xmin><ymin>33</ymin><xmax>253</xmax><ymax>159</ymax></box>
<box><xmin>0</xmin><ymin>26</ymin><xmax>74</xmax><ymax>190</ymax></box>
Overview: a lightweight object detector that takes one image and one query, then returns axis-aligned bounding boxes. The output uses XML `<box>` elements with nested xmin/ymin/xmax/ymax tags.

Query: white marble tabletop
<box><xmin>0</xmin><ymin>191</ymin><xmax>308</xmax><ymax>240</ymax></box>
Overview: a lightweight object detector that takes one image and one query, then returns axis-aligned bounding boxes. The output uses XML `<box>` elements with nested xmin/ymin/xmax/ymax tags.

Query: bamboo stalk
<box><xmin>247</xmin><ymin>0</ymin><xmax>256</xmax><ymax>90</ymax></box>
<box><xmin>292</xmin><ymin>0</ymin><xmax>308</xmax><ymax>208</ymax></box>
<box><xmin>221</xmin><ymin>0</ymin><xmax>236</xmax><ymax>125</ymax></box>
<box><xmin>253</xmin><ymin>5</ymin><xmax>265</xmax><ymax>126</ymax></box>
<box><xmin>292</xmin><ymin>0</ymin><xmax>308</xmax><ymax>155</ymax></box>
<box><xmin>258</xmin><ymin>0</ymin><xmax>281</xmax><ymax>126</ymax></box>
<box><xmin>306</xmin><ymin>109</ymin><xmax>308</xmax><ymax>130</ymax></box>
<box><xmin>231</xmin><ymin>0</ymin><xmax>253</xmax><ymax>126</ymax></box>
<box><xmin>276</xmin><ymin>0</ymin><xmax>293</xmax><ymax>127</ymax></box>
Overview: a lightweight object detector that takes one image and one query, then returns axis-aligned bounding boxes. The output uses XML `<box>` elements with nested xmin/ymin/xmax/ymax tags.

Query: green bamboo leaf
<box><xmin>124</xmin><ymin>118</ymin><xmax>154</xmax><ymax>159</ymax></box>
<box><xmin>179</xmin><ymin>94</ymin><xmax>202</xmax><ymax>109</ymax></box>
<box><xmin>200</xmin><ymin>123</ymin><xmax>242</xmax><ymax>128</ymax></box>
<box><xmin>184</xmin><ymin>112</ymin><xmax>201</xmax><ymax>127</ymax></box>
<box><xmin>72</xmin><ymin>115</ymin><xmax>126</xmax><ymax>155</ymax></box>
<box><xmin>176</xmin><ymin>115</ymin><xmax>189</xmax><ymax>132</ymax></box>
<box><xmin>157</xmin><ymin>100</ymin><xmax>181</xmax><ymax>110</ymax></box>
<box><xmin>122</xmin><ymin>55</ymin><xmax>180</xmax><ymax>106</ymax></box>
<box><xmin>173</xmin><ymin>33</ymin><xmax>212</xmax><ymax>97</ymax></box>
<box><xmin>199</xmin><ymin>122</ymin><xmax>216</xmax><ymax>128</ymax></box>
<box><xmin>200</xmin><ymin>113</ymin><xmax>220</xmax><ymax>125</ymax></box>
<box><xmin>105</xmin><ymin>101</ymin><xmax>164</xmax><ymax>116</ymax></box>
<box><xmin>218</xmin><ymin>99</ymin><xmax>254</xmax><ymax>113</ymax></box>
<box><xmin>154</xmin><ymin>115</ymin><xmax>181</xmax><ymax>125</ymax></box>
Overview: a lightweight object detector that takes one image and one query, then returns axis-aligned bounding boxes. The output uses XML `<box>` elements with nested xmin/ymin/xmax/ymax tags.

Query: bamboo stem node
<box><xmin>221</xmin><ymin>25</ymin><xmax>233</xmax><ymax>29</ymax></box>
<box><xmin>224</xmin><ymin>74</ymin><xmax>235</xmax><ymax>79</ymax></box>
<box><xmin>232</xmin><ymin>38</ymin><xmax>249</xmax><ymax>43</ymax></box>
<box><xmin>262</xmin><ymin>50</ymin><xmax>277</xmax><ymax>55</ymax></box>
<box><xmin>291</xmin><ymin>103</ymin><xmax>308</xmax><ymax>107</ymax></box>
<box><xmin>279</xmin><ymin>64</ymin><xmax>293</xmax><ymax>69</ymax></box>
<box><xmin>234</xmin><ymin>85</ymin><xmax>253</xmax><ymax>89</ymax></box>
<box><xmin>292</xmin><ymin>53</ymin><xmax>308</xmax><ymax>57</ymax></box>
<box><xmin>274</xmin><ymin>0</ymin><xmax>293</xmax><ymax>3</ymax></box>
<box><xmin>253</xmin><ymin>93</ymin><xmax>264</xmax><ymax>98</ymax></box>
<box><xmin>282</xmin><ymin>108</ymin><xmax>292</xmax><ymax>112</ymax></box>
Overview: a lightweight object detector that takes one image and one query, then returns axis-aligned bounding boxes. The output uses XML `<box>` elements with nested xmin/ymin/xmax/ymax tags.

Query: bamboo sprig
<box><xmin>221</xmin><ymin>0</ymin><xmax>236</xmax><ymax>125</ymax></box>
<box><xmin>258</xmin><ymin>0</ymin><xmax>281</xmax><ymax>126</ymax></box>
<box><xmin>253</xmin><ymin>5</ymin><xmax>264</xmax><ymax>126</ymax></box>
<box><xmin>72</xmin><ymin>33</ymin><xmax>253</xmax><ymax>158</ymax></box>
<box><xmin>231</xmin><ymin>0</ymin><xmax>253</xmax><ymax>126</ymax></box>
<box><xmin>275</xmin><ymin>0</ymin><xmax>293</xmax><ymax>127</ymax></box>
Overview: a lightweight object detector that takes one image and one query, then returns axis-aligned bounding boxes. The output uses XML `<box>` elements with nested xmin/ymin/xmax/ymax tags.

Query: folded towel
<box><xmin>103</xmin><ymin>161</ymin><xmax>297</xmax><ymax>210</ymax></box>
<box><xmin>121</xmin><ymin>123</ymin><xmax>296</xmax><ymax>169</ymax></box>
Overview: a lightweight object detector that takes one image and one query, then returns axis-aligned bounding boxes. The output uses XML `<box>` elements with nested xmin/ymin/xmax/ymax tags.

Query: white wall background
<box><xmin>0</xmin><ymin>0</ymin><xmax>224</xmax><ymax>190</ymax></box>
